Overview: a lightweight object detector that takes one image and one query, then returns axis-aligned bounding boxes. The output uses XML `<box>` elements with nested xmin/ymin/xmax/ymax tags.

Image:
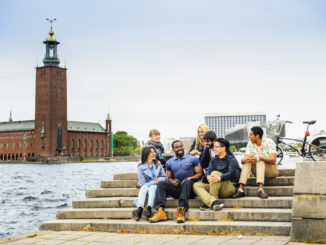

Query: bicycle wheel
<box><xmin>276</xmin><ymin>145</ymin><xmax>284</xmax><ymax>165</ymax></box>
<box><xmin>309</xmin><ymin>137</ymin><xmax>326</xmax><ymax>161</ymax></box>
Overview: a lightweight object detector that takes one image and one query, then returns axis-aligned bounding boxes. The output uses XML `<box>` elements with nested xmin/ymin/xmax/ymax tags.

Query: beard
<box><xmin>175</xmin><ymin>149</ymin><xmax>184</xmax><ymax>158</ymax></box>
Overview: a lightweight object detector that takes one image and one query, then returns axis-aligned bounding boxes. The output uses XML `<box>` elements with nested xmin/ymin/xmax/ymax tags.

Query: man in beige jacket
<box><xmin>232</xmin><ymin>126</ymin><xmax>278</xmax><ymax>199</ymax></box>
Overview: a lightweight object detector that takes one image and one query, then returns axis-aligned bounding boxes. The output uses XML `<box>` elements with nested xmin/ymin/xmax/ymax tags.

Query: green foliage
<box><xmin>291</xmin><ymin>143</ymin><xmax>303</xmax><ymax>152</ymax></box>
<box><xmin>134</xmin><ymin>147</ymin><xmax>142</xmax><ymax>156</ymax></box>
<box><xmin>229</xmin><ymin>145</ymin><xmax>237</xmax><ymax>152</ymax></box>
<box><xmin>113</xmin><ymin>131</ymin><xmax>139</xmax><ymax>156</ymax></box>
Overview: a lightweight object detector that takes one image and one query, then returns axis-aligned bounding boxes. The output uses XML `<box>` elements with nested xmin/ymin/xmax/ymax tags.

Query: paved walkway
<box><xmin>0</xmin><ymin>231</ymin><xmax>313</xmax><ymax>245</ymax></box>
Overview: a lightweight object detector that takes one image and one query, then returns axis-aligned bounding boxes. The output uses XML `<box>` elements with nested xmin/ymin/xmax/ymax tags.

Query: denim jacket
<box><xmin>138</xmin><ymin>161</ymin><xmax>166</xmax><ymax>187</ymax></box>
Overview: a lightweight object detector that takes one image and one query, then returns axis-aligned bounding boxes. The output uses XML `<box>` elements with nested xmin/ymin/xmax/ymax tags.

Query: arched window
<box><xmin>90</xmin><ymin>140</ymin><xmax>93</xmax><ymax>156</ymax></box>
<box><xmin>96</xmin><ymin>140</ymin><xmax>98</xmax><ymax>155</ymax></box>
<box><xmin>78</xmin><ymin>139</ymin><xmax>81</xmax><ymax>155</ymax></box>
<box><xmin>101</xmin><ymin>140</ymin><xmax>104</xmax><ymax>156</ymax></box>
<box><xmin>84</xmin><ymin>139</ymin><xmax>87</xmax><ymax>155</ymax></box>
<box><xmin>71</xmin><ymin>139</ymin><xmax>75</xmax><ymax>156</ymax></box>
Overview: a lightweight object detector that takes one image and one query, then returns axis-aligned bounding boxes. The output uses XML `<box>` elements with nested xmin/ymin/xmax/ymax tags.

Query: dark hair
<box><xmin>251</xmin><ymin>126</ymin><xmax>264</xmax><ymax>139</ymax></box>
<box><xmin>215</xmin><ymin>138</ymin><xmax>230</xmax><ymax>152</ymax></box>
<box><xmin>171</xmin><ymin>140</ymin><xmax>182</xmax><ymax>150</ymax></box>
<box><xmin>139</xmin><ymin>146</ymin><xmax>158</xmax><ymax>166</ymax></box>
<box><xmin>203</xmin><ymin>131</ymin><xmax>216</xmax><ymax>141</ymax></box>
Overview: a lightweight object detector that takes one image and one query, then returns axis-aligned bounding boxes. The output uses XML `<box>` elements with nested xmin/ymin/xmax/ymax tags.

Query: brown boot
<box><xmin>176</xmin><ymin>207</ymin><xmax>185</xmax><ymax>223</ymax></box>
<box><xmin>149</xmin><ymin>207</ymin><xmax>167</xmax><ymax>223</ymax></box>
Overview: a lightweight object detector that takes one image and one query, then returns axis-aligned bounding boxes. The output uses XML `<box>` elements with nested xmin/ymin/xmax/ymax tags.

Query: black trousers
<box><xmin>154</xmin><ymin>179</ymin><xmax>195</xmax><ymax>211</ymax></box>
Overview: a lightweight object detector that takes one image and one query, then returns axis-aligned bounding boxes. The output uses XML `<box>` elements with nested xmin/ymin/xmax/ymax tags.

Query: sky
<box><xmin>0</xmin><ymin>0</ymin><xmax>326</xmax><ymax>141</ymax></box>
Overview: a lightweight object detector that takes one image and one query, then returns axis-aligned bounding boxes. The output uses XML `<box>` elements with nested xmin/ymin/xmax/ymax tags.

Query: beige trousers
<box><xmin>239</xmin><ymin>160</ymin><xmax>279</xmax><ymax>185</ymax></box>
<box><xmin>193</xmin><ymin>171</ymin><xmax>235</xmax><ymax>207</ymax></box>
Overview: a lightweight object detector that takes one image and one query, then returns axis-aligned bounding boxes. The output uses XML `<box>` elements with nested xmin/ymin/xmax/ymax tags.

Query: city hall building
<box><xmin>0</xmin><ymin>27</ymin><xmax>112</xmax><ymax>161</ymax></box>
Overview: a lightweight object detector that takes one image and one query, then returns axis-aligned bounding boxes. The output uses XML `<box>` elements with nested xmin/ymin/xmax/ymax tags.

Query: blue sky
<box><xmin>1</xmin><ymin>0</ymin><xmax>326</xmax><ymax>140</ymax></box>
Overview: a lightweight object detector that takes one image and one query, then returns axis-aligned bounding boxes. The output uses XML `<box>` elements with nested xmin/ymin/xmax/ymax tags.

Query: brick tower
<box><xmin>34</xmin><ymin>25</ymin><xmax>67</xmax><ymax>157</ymax></box>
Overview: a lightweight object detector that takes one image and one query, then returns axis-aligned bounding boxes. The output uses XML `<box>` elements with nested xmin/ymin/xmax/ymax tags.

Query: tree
<box><xmin>229</xmin><ymin>145</ymin><xmax>237</xmax><ymax>152</ymax></box>
<box><xmin>113</xmin><ymin>131</ymin><xmax>139</xmax><ymax>156</ymax></box>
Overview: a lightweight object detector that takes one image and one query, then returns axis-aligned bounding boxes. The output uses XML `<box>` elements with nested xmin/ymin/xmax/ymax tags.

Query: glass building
<box><xmin>204</xmin><ymin>112</ymin><xmax>266</xmax><ymax>138</ymax></box>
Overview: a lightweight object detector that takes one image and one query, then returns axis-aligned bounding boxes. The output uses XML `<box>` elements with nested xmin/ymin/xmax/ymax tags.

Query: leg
<box><xmin>193</xmin><ymin>182</ymin><xmax>216</xmax><ymax>207</ymax></box>
<box><xmin>238</xmin><ymin>163</ymin><xmax>252</xmax><ymax>188</ymax></box>
<box><xmin>254</xmin><ymin>161</ymin><xmax>265</xmax><ymax>185</ymax></box>
<box><xmin>147</xmin><ymin>185</ymin><xmax>157</xmax><ymax>208</ymax></box>
<box><xmin>154</xmin><ymin>181</ymin><xmax>180</xmax><ymax>210</ymax></box>
<box><xmin>137</xmin><ymin>185</ymin><xmax>149</xmax><ymax>208</ymax></box>
<box><xmin>265</xmin><ymin>163</ymin><xmax>279</xmax><ymax>178</ymax></box>
<box><xmin>178</xmin><ymin>179</ymin><xmax>194</xmax><ymax>210</ymax></box>
<box><xmin>219</xmin><ymin>181</ymin><xmax>236</xmax><ymax>198</ymax></box>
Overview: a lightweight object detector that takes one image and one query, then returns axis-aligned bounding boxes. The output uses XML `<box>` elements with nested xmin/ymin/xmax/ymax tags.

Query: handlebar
<box><xmin>286</xmin><ymin>121</ymin><xmax>292</xmax><ymax>124</ymax></box>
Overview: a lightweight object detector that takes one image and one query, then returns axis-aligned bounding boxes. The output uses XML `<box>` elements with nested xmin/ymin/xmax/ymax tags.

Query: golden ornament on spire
<box><xmin>48</xmin><ymin>29</ymin><xmax>55</xmax><ymax>41</ymax></box>
<box><xmin>46</xmin><ymin>18</ymin><xmax>57</xmax><ymax>41</ymax></box>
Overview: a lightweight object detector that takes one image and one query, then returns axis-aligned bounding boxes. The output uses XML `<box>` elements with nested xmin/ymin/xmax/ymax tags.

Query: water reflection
<box><xmin>0</xmin><ymin>161</ymin><xmax>137</xmax><ymax>238</ymax></box>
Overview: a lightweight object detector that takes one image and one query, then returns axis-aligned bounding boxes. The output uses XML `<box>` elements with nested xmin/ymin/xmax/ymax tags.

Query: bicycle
<box><xmin>273</xmin><ymin>120</ymin><xmax>326</xmax><ymax>165</ymax></box>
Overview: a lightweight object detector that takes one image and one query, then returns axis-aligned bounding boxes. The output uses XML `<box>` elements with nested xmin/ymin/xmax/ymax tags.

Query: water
<box><xmin>0</xmin><ymin>161</ymin><xmax>137</xmax><ymax>238</ymax></box>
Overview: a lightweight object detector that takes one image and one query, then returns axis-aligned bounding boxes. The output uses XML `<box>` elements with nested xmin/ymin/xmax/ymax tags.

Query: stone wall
<box><xmin>290</xmin><ymin>161</ymin><xmax>326</xmax><ymax>241</ymax></box>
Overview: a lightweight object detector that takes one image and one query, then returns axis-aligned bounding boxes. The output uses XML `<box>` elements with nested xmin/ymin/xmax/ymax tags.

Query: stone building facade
<box><xmin>0</xmin><ymin>27</ymin><xmax>112</xmax><ymax>161</ymax></box>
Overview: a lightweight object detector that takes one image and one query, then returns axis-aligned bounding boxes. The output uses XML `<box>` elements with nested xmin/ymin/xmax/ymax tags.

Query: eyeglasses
<box><xmin>213</xmin><ymin>145</ymin><xmax>223</xmax><ymax>149</ymax></box>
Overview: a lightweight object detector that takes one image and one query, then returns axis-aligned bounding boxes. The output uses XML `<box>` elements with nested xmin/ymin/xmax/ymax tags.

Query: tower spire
<box><xmin>9</xmin><ymin>106</ymin><xmax>13</xmax><ymax>122</ymax></box>
<box><xmin>43</xmin><ymin>18</ymin><xmax>60</xmax><ymax>66</ymax></box>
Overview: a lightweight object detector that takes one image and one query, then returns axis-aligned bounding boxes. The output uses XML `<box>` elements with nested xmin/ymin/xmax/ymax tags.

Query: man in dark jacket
<box><xmin>193</xmin><ymin>138</ymin><xmax>240</xmax><ymax>211</ymax></box>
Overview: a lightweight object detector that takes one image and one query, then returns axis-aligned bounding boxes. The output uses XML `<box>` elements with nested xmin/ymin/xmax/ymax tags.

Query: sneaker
<box><xmin>258</xmin><ymin>189</ymin><xmax>268</xmax><ymax>199</ymax></box>
<box><xmin>232</xmin><ymin>189</ymin><xmax>245</xmax><ymax>199</ymax></box>
<box><xmin>211</xmin><ymin>200</ymin><xmax>224</xmax><ymax>211</ymax></box>
<box><xmin>199</xmin><ymin>204</ymin><xmax>210</xmax><ymax>211</ymax></box>
<box><xmin>149</xmin><ymin>207</ymin><xmax>167</xmax><ymax>223</ymax></box>
<box><xmin>176</xmin><ymin>207</ymin><xmax>185</xmax><ymax>223</ymax></box>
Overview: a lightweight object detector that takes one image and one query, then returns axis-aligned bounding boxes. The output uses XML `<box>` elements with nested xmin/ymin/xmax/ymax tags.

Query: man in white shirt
<box><xmin>232</xmin><ymin>126</ymin><xmax>279</xmax><ymax>199</ymax></box>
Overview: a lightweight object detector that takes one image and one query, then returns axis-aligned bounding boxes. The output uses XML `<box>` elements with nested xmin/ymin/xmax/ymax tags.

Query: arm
<box><xmin>156</xmin><ymin>163</ymin><xmax>167</xmax><ymax>182</ymax></box>
<box><xmin>220</xmin><ymin>158</ymin><xmax>237</xmax><ymax>182</ymax></box>
<box><xmin>259</xmin><ymin>153</ymin><xmax>276</xmax><ymax>164</ymax></box>
<box><xmin>200</xmin><ymin>148</ymin><xmax>210</xmax><ymax>169</ymax></box>
<box><xmin>167</xmin><ymin>170</ymin><xmax>179</xmax><ymax>186</ymax></box>
<box><xmin>189</xmin><ymin>139</ymin><xmax>196</xmax><ymax>153</ymax></box>
<box><xmin>138</xmin><ymin>166</ymin><xmax>148</xmax><ymax>187</ymax></box>
<box><xmin>205</xmin><ymin>158</ymin><xmax>214</xmax><ymax>176</ymax></box>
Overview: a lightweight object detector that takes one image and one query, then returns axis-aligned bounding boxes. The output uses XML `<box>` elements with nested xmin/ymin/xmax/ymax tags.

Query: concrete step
<box><xmin>39</xmin><ymin>219</ymin><xmax>291</xmax><ymax>236</ymax></box>
<box><xmin>101</xmin><ymin>176</ymin><xmax>294</xmax><ymax>188</ymax></box>
<box><xmin>113</xmin><ymin>169</ymin><xmax>295</xmax><ymax>181</ymax></box>
<box><xmin>56</xmin><ymin>207</ymin><xmax>292</xmax><ymax>222</ymax></box>
<box><xmin>73</xmin><ymin>196</ymin><xmax>292</xmax><ymax>209</ymax></box>
<box><xmin>85</xmin><ymin>186</ymin><xmax>293</xmax><ymax>198</ymax></box>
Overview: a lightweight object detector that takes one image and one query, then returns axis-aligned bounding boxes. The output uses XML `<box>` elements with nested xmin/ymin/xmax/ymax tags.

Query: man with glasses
<box><xmin>149</xmin><ymin>140</ymin><xmax>202</xmax><ymax>223</ymax></box>
<box><xmin>194</xmin><ymin>138</ymin><xmax>240</xmax><ymax>211</ymax></box>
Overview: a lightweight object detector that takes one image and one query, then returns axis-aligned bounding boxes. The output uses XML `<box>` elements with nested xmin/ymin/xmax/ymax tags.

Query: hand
<box><xmin>243</xmin><ymin>156</ymin><xmax>256</xmax><ymax>164</ymax></box>
<box><xmin>155</xmin><ymin>178</ymin><xmax>161</xmax><ymax>184</ymax></box>
<box><xmin>190</xmin><ymin>150</ymin><xmax>200</xmax><ymax>156</ymax></box>
<box><xmin>207</xmin><ymin>175</ymin><xmax>219</xmax><ymax>184</ymax></box>
<box><xmin>181</xmin><ymin>177</ymin><xmax>191</xmax><ymax>185</ymax></box>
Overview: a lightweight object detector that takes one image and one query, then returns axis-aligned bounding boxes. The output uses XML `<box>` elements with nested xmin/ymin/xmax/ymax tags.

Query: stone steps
<box><xmin>85</xmin><ymin>186</ymin><xmax>293</xmax><ymax>198</ymax></box>
<box><xmin>101</xmin><ymin>176</ymin><xmax>294</xmax><ymax>188</ymax></box>
<box><xmin>73</xmin><ymin>196</ymin><xmax>293</xmax><ymax>209</ymax></box>
<box><xmin>39</xmin><ymin>169</ymin><xmax>296</xmax><ymax>236</ymax></box>
<box><xmin>56</xmin><ymin>207</ymin><xmax>292</xmax><ymax>222</ymax></box>
<box><xmin>39</xmin><ymin>219</ymin><xmax>291</xmax><ymax>236</ymax></box>
<box><xmin>112</xmin><ymin>169</ymin><xmax>295</xmax><ymax>180</ymax></box>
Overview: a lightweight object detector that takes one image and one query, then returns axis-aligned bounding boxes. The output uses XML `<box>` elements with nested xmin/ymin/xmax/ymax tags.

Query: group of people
<box><xmin>133</xmin><ymin>125</ymin><xmax>279</xmax><ymax>223</ymax></box>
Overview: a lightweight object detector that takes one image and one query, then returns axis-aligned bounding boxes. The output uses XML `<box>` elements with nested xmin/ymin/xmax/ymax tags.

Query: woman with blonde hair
<box><xmin>189</xmin><ymin>124</ymin><xmax>209</xmax><ymax>158</ymax></box>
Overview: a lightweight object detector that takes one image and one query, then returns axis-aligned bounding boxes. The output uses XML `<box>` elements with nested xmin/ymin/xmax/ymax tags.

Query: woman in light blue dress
<box><xmin>133</xmin><ymin>146</ymin><xmax>166</xmax><ymax>221</ymax></box>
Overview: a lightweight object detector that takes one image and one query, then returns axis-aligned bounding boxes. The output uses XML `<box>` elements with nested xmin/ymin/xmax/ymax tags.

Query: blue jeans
<box><xmin>138</xmin><ymin>184</ymin><xmax>157</xmax><ymax>208</ymax></box>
